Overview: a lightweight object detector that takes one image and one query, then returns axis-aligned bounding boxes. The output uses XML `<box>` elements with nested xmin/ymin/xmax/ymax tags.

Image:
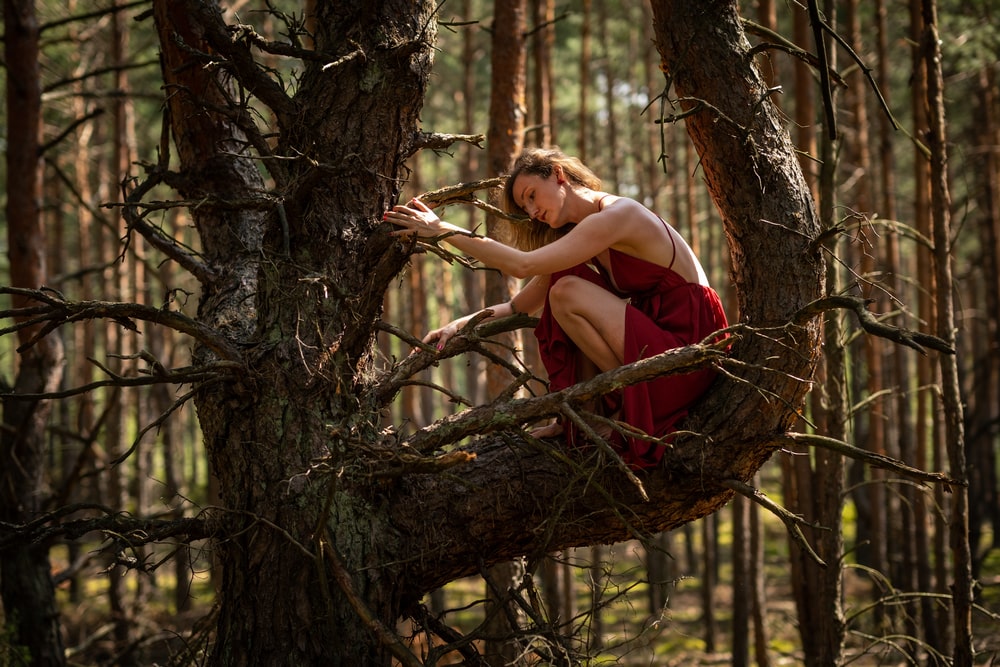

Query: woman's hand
<box><xmin>385</xmin><ymin>198</ymin><xmax>450</xmax><ymax>238</ymax></box>
<box><xmin>423</xmin><ymin>320</ymin><xmax>464</xmax><ymax>351</ymax></box>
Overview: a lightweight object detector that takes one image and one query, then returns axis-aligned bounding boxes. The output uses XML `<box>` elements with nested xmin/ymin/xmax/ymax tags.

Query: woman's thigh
<box><xmin>549</xmin><ymin>275</ymin><xmax>628</xmax><ymax>362</ymax></box>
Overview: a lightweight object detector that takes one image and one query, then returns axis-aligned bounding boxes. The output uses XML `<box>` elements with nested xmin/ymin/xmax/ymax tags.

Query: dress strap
<box><xmin>597</xmin><ymin>194</ymin><xmax>612</xmax><ymax>210</ymax></box>
<box><xmin>656</xmin><ymin>214</ymin><xmax>678</xmax><ymax>270</ymax></box>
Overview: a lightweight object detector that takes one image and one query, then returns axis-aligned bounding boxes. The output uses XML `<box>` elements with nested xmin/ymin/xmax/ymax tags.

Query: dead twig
<box><xmin>721</xmin><ymin>478</ymin><xmax>826</xmax><ymax>567</ymax></box>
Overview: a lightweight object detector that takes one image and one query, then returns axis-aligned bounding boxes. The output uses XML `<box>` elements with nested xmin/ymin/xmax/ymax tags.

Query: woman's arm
<box><xmin>424</xmin><ymin>275</ymin><xmax>549</xmax><ymax>350</ymax></box>
<box><xmin>385</xmin><ymin>199</ymin><xmax>629</xmax><ymax>279</ymax></box>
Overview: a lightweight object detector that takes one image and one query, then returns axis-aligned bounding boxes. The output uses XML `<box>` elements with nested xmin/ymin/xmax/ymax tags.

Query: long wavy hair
<box><xmin>501</xmin><ymin>147</ymin><xmax>602</xmax><ymax>251</ymax></box>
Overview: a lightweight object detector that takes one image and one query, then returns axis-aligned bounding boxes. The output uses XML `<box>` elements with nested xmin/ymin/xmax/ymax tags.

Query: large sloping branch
<box><xmin>396</xmin><ymin>331</ymin><xmax>732</xmax><ymax>454</ymax></box>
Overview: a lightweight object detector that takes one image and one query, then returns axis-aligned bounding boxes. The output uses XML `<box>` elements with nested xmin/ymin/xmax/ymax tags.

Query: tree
<box><xmin>0</xmin><ymin>1</ymin><xmax>959</xmax><ymax>665</ymax></box>
<box><xmin>1</xmin><ymin>0</ymin><xmax>67</xmax><ymax>665</ymax></box>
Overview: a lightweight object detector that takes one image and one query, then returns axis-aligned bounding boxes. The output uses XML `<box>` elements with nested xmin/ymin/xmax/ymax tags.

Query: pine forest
<box><xmin>0</xmin><ymin>1</ymin><xmax>998</xmax><ymax>666</ymax></box>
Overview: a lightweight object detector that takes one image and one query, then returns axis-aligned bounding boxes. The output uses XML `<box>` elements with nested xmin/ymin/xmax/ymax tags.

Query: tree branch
<box><xmin>775</xmin><ymin>432</ymin><xmax>963</xmax><ymax>488</ymax></box>
<box><xmin>743</xmin><ymin>19</ymin><xmax>847</xmax><ymax>89</ymax></box>
<box><xmin>0</xmin><ymin>287</ymin><xmax>243</xmax><ymax>361</ymax></box>
<box><xmin>806</xmin><ymin>0</ymin><xmax>837</xmax><ymax>140</ymax></box>
<box><xmin>398</xmin><ymin>336</ymin><xmax>730</xmax><ymax>455</ymax></box>
<box><xmin>182</xmin><ymin>1</ymin><xmax>297</xmax><ymax>123</ymax></box>
<box><xmin>792</xmin><ymin>294</ymin><xmax>954</xmax><ymax>355</ymax></box>
<box><xmin>0</xmin><ymin>503</ymin><xmax>210</xmax><ymax>553</ymax></box>
<box><xmin>115</xmin><ymin>165</ymin><xmax>219</xmax><ymax>285</ymax></box>
<box><xmin>374</xmin><ymin>311</ymin><xmax>540</xmax><ymax>406</ymax></box>
<box><xmin>406</xmin><ymin>131</ymin><xmax>486</xmax><ymax>159</ymax></box>
<box><xmin>721</xmin><ymin>478</ymin><xmax>827</xmax><ymax>567</ymax></box>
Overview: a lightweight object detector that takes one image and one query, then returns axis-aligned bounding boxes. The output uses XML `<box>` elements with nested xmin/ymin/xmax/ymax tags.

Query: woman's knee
<box><xmin>549</xmin><ymin>274</ymin><xmax>588</xmax><ymax>301</ymax></box>
<box><xmin>548</xmin><ymin>275</ymin><xmax>588</xmax><ymax>315</ymax></box>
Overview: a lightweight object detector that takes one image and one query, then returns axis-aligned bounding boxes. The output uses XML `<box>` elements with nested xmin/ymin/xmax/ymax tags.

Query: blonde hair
<box><xmin>501</xmin><ymin>147</ymin><xmax>602</xmax><ymax>251</ymax></box>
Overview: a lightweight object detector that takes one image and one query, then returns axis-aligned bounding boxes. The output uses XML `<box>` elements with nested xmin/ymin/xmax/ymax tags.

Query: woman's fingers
<box><xmin>422</xmin><ymin>325</ymin><xmax>455</xmax><ymax>351</ymax></box>
<box><xmin>384</xmin><ymin>201</ymin><xmax>439</xmax><ymax>237</ymax></box>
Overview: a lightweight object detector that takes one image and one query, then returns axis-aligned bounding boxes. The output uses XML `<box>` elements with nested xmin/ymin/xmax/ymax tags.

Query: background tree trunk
<box><xmin>1</xmin><ymin>1</ymin><xmax>67</xmax><ymax>665</ymax></box>
<box><xmin>920</xmin><ymin>1</ymin><xmax>974</xmax><ymax>662</ymax></box>
<box><xmin>481</xmin><ymin>1</ymin><xmax>527</xmax><ymax>662</ymax></box>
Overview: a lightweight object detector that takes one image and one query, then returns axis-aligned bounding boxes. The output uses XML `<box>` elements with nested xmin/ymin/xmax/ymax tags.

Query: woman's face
<box><xmin>512</xmin><ymin>169</ymin><xmax>568</xmax><ymax>229</ymax></box>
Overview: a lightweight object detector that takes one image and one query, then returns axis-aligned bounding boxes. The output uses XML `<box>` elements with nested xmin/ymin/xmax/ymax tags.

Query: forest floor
<box><xmin>46</xmin><ymin>533</ymin><xmax>1000</xmax><ymax>666</ymax></box>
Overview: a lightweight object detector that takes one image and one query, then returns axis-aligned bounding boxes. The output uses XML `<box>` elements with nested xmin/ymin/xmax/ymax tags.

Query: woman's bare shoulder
<box><xmin>599</xmin><ymin>197</ymin><xmax>666</xmax><ymax>232</ymax></box>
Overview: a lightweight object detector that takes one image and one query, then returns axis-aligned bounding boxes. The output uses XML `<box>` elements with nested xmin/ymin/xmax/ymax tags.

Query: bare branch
<box><xmin>399</xmin><ymin>338</ymin><xmax>729</xmax><ymax>455</ymax></box>
<box><xmin>367</xmin><ymin>449</ymin><xmax>477</xmax><ymax>479</ymax></box>
<box><xmin>806</xmin><ymin>0</ymin><xmax>837</xmax><ymax>140</ymax></box>
<box><xmin>0</xmin><ymin>361</ymin><xmax>234</xmax><ymax>402</ymax></box>
<box><xmin>792</xmin><ymin>294</ymin><xmax>954</xmax><ymax>355</ymax></box>
<box><xmin>775</xmin><ymin>432</ymin><xmax>963</xmax><ymax>488</ymax></box>
<box><xmin>374</xmin><ymin>311</ymin><xmax>540</xmax><ymax>406</ymax></box>
<box><xmin>0</xmin><ymin>503</ymin><xmax>210</xmax><ymax>552</ymax></box>
<box><xmin>721</xmin><ymin>478</ymin><xmax>826</xmax><ymax>567</ymax></box>
<box><xmin>115</xmin><ymin>168</ymin><xmax>219</xmax><ymax>284</ymax></box>
<box><xmin>322</xmin><ymin>541</ymin><xmax>423</xmax><ymax>667</ymax></box>
<box><xmin>742</xmin><ymin>18</ymin><xmax>847</xmax><ymax>89</ymax></box>
<box><xmin>181</xmin><ymin>1</ymin><xmax>297</xmax><ymax>122</ymax></box>
<box><xmin>0</xmin><ymin>287</ymin><xmax>243</xmax><ymax>361</ymax></box>
<box><xmin>408</xmin><ymin>131</ymin><xmax>486</xmax><ymax>158</ymax></box>
<box><xmin>560</xmin><ymin>401</ymin><xmax>648</xmax><ymax>501</ymax></box>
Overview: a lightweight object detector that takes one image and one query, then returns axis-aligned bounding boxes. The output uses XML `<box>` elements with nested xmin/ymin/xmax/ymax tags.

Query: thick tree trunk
<box><xmin>154</xmin><ymin>2</ymin><xmax>434</xmax><ymax>664</ymax></box>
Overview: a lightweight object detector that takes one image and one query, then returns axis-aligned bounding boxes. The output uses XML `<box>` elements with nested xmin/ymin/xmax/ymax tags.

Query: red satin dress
<box><xmin>534</xmin><ymin>226</ymin><xmax>729</xmax><ymax>470</ymax></box>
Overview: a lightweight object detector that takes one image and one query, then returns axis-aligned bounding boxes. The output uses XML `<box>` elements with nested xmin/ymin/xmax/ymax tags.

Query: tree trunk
<box><xmin>920</xmin><ymin>1</ymin><xmax>973</xmax><ymax>662</ymax></box>
<box><xmin>153</xmin><ymin>2</ymin><xmax>435</xmax><ymax>663</ymax></box>
<box><xmin>1</xmin><ymin>1</ymin><xmax>67</xmax><ymax>665</ymax></box>
<box><xmin>482</xmin><ymin>1</ymin><xmax>526</xmax><ymax>662</ymax></box>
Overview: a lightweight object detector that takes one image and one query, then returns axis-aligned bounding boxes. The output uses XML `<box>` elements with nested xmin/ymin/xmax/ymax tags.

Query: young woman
<box><xmin>385</xmin><ymin>147</ymin><xmax>728</xmax><ymax>469</ymax></box>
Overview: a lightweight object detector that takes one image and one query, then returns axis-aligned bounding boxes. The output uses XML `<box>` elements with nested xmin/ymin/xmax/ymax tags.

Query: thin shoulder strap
<box><xmin>656</xmin><ymin>214</ymin><xmax>678</xmax><ymax>270</ymax></box>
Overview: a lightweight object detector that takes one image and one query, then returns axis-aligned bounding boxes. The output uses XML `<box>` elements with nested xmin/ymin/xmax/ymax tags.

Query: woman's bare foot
<box><xmin>529</xmin><ymin>421</ymin><xmax>564</xmax><ymax>439</ymax></box>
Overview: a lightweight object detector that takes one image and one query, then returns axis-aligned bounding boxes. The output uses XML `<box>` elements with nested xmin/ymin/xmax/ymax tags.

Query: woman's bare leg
<box><xmin>548</xmin><ymin>276</ymin><xmax>628</xmax><ymax>372</ymax></box>
<box><xmin>531</xmin><ymin>276</ymin><xmax>628</xmax><ymax>440</ymax></box>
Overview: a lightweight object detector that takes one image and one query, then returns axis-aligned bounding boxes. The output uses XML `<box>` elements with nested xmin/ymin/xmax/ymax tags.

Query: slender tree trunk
<box><xmin>908</xmin><ymin>2</ymin><xmax>941</xmax><ymax>656</ymax></box>
<box><xmin>845</xmin><ymin>0</ymin><xmax>888</xmax><ymax>589</ymax></box>
<box><xmin>731</xmin><ymin>495</ymin><xmax>750</xmax><ymax>667</ymax></box>
<box><xmin>530</xmin><ymin>0</ymin><xmax>555</xmax><ymax>148</ymax></box>
<box><xmin>483</xmin><ymin>2</ymin><xmax>527</xmax><ymax>663</ymax></box>
<box><xmin>920</xmin><ymin>2</ymin><xmax>973</xmax><ymax>663</ymax></box>
<box><xmin>875</xmin><ymin>0</ymin><xmax>914</xmax><ymax>637</ymax></box>
<box><xmin>969</xmin><ymin>65</ymin><xmax>1000</xmax><ymax>580</ymax></box>
<box><xmin>783</xmin><ymin>4</ymin><xmax>821</xmax><ymax>659</ymax></box>
<box><xmin>1</xmin><ymin>1</ymin><xmax>67</xmax><ymax>665</ymax></box>
<box><xmin>700</xmin><ymin>515</ymin><xmax>717</xmax><ymax>652</ymax></box>
<box><xmin>596</xmin><ymin>0</ymin><xmax>619</xmax><ymax>189</ymax></box>
<box><xmin>750</xmin><ymin>473</ymin><xmax>771</xmax><ymax>667</ymax></box>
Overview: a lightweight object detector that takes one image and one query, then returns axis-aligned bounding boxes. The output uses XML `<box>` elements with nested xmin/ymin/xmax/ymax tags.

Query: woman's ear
<box><xmin>554</xmin><ymin>165</ymin><xmax>565</xmax><ymax>184</ymax></box>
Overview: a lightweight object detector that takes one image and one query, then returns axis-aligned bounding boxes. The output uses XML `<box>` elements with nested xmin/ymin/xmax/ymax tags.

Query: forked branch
<box><xmin>793</xmin><ymin>294</ymin><xmax>953</xmax><ymax>355</ymax></box>
<box><xmin>722</xmin><ymin>478</ymin><xmax>827</xmax><ymax>567</ymax></box>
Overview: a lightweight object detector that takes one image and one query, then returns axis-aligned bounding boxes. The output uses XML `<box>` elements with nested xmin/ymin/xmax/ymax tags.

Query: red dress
<box><xmin>534</xmin><ymin>242</ymin><xmax>729</xmax><ymax>469</ymax></box>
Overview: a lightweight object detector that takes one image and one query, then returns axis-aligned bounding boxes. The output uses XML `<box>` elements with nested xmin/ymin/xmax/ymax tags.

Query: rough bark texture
<box><xmin>150</xmin><ymin>1</ymin><xmax>824</xmax><ymax>664</ymax></box>
<box><xmin>1</xmin><ymin>1</ymin><xmax>67</xmax><ymax>665</ymax></box>
<box><xmin>154</xmin><ymin>1</ymin><xmax>434</xmax><ymax>664</ymax></box>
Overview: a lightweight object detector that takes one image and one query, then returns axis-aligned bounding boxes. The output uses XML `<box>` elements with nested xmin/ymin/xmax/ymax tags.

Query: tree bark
<box><xmin>482</xmin><ymin>3</ymin><xmax>527</xmax><ymax>661</ymax></box>
<box><xmin>1</xmin><ymin>1</ymin><xmax>67</xmax><ymax>665</ymax></box>
<box><xmin>920</xmin><ymin>1</ymin><xmax>973</xmax><ymax>662</ymax></box>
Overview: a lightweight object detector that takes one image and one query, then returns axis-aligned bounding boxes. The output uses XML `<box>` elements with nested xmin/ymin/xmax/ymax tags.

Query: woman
<box><xmin>385</xmin><ymin>147</ymin><xmax>728</xmax><ymax>469</ymax></box>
